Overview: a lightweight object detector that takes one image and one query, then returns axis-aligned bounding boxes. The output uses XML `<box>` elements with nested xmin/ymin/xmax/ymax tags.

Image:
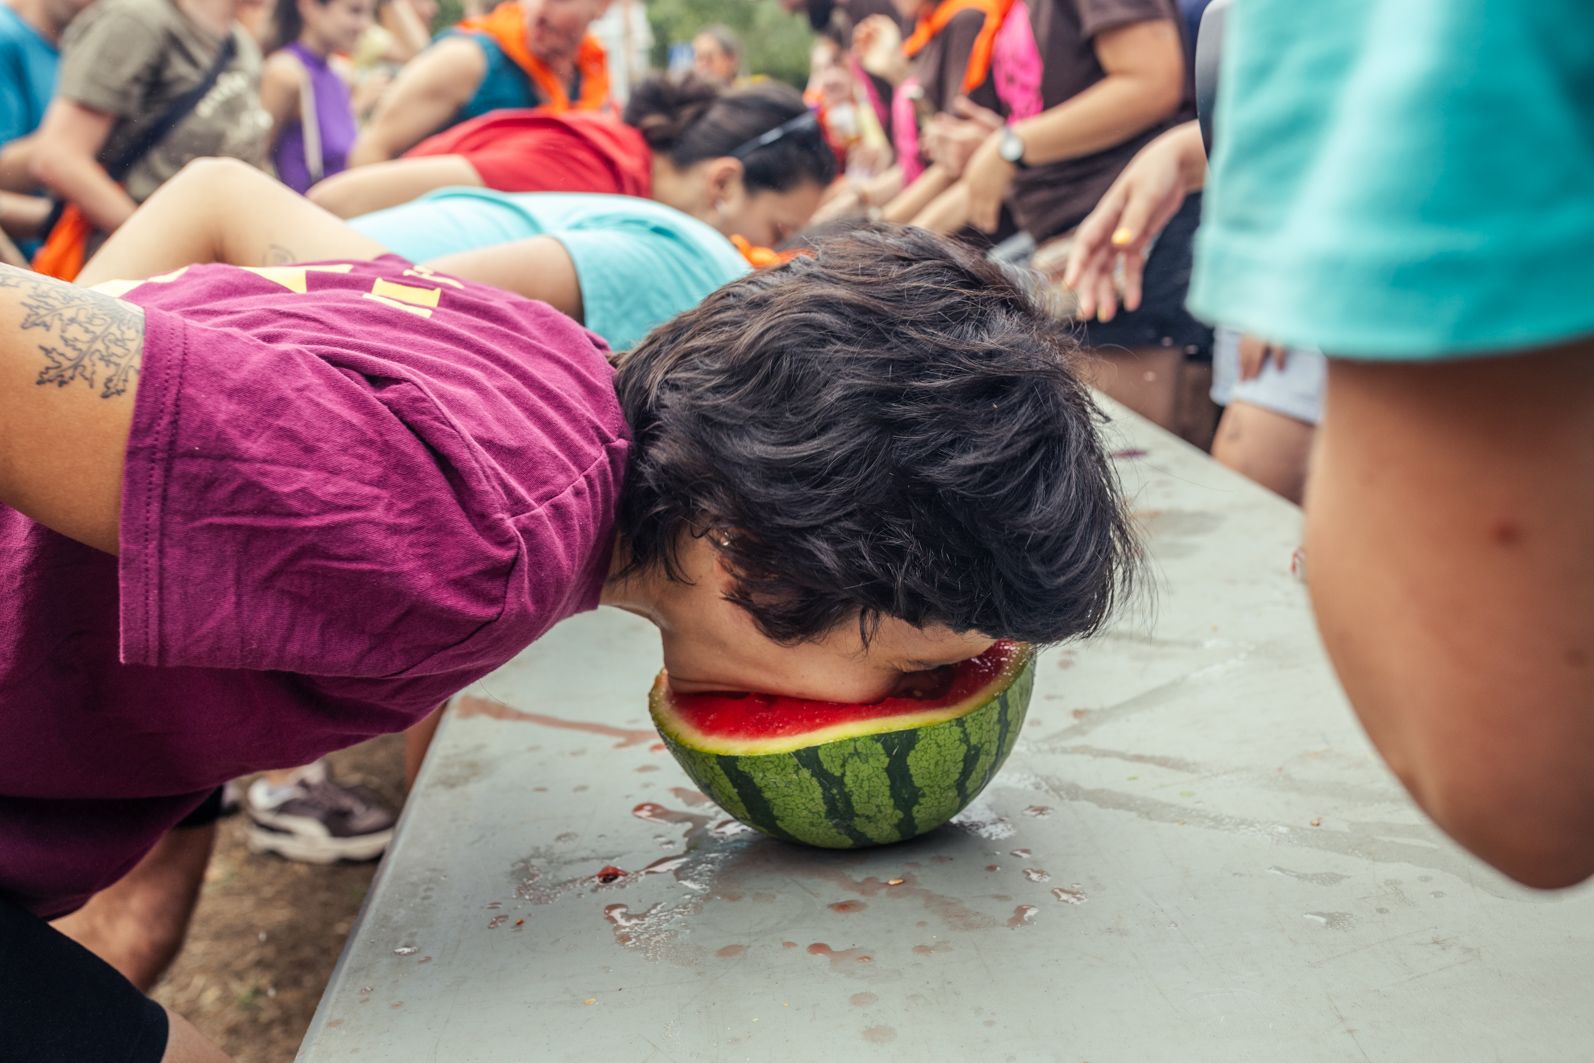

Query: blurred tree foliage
<box><xmin>647</xmin><ymin>0</ymin><xmax>816</xmax><ymax>87</ymax></box>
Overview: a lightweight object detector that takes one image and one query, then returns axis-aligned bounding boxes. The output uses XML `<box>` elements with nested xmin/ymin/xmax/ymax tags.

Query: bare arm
<box><xmin>308</xmin><ymin>155</ymin><xmax>484</xmax><ymax>218</ymax></box>
<box><xmin>0</xmin><ymin>226</ymin><xmax>25</xmax><ymax>269</ymax></box>
<box><xmin>0</xmin><ymin>134</ymin><xmax>41</xmax><ymax>193</ymax></box>
<box><xmin>30</xmin><ymin>101</ymin><xmax>138</xmax><ymax>233</ymax></box>
<box><xmin>0</xmin><ymin>190</ymin><xmax>52</xmax><ymax>241</ymax></box>
<box><xmin>379</xmin><ymin>0</ymin><xmax>434</xmax><ymax>63</ymax></box>
<box><xmin>348</xmin><ymin>38</ymin><xmax>483</xmax><ymax>166</ymax></box>
<box><xmin>884</xmin><ymin>163</ymin><xmax>954</xmax><ymax>224</ymax></box>
<box><xmin>426</xmin><ymin>235</ymin><xmax>583</xmax><ymax>322</ymax></box>
<box><xmin>0</xmin><ymin>264</ymin><xmax>141</xmax><ymax>553</ymax></box>
<box><xmin>259</xmin><ymin>51</ymin><xmax>305</xmax><ymax>153</ymax></box>
<box><xmin>1008</xmin><ymin>19</ymin><xmax>1184</xmax><ymax>168</ymax></box>
<box><xmin>959</xmin><ymin>18</ymin><xmax>1187</xmax><ymax>231</ymax></box>
<box><xmin>80</xmin><ymin>158</ymin><xmax>388</xmax><ymax>287</ymax></box>
<box><xmin>1307</xmin><ymin>340</ymin><xmax>1594</xmax><ymax>888</ymax></box>
<box><xmin>909</xmin><ymin>179</ymin><xmax>969</xmax><ymax>234</ymax></box>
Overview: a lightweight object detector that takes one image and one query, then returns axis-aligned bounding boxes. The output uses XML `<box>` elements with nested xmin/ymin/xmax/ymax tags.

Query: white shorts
<box><xmin>1210</xmin><ymin>326</ymin><xmax>1326</xmax><ymax>426</ymax></box>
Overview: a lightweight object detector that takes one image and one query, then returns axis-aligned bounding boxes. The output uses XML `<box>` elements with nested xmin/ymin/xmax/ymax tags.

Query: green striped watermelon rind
<box><xmin>652</xmin><ymin>648</ymin><xmax>1036</xmax><ymax>848</ymax></box>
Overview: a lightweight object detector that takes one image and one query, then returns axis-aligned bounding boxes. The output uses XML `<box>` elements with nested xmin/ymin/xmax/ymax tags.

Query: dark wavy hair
<box><xmin>622</xmin><ymin>73</ymin><xmax>837</xmax><ymax>194</ymax></box>
<box><xmin>612</xmin><ymin>225</ymin><xmax>1140</xmax><ymax>646</ymax></box>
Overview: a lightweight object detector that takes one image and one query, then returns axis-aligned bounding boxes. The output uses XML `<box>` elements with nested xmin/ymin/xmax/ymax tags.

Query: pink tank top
<box><xmin>992</xmin><ymin>0</ymin><xmax>1044</xmax><ymax>122</ymax></box>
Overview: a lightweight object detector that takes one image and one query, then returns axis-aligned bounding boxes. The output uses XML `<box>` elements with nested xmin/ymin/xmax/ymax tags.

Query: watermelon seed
<box><xmin>886</xmin><ymin>878</ymin><xmax>905</xmax><ymax>887</ymax></box>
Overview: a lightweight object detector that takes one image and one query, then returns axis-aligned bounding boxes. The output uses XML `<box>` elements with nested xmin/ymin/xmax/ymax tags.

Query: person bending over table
<box><xmin>312</xmin><ymin>73</ymin><xmax>824</xmax><ymax>227</ymax></box>
<box><xmin>0</xmin><ymin>157</ymin><xmax>1137</xmax><ymax>1061</ymax></box>
<box><xmin>348</xmin><ymin>0</ymin><xmax>608</xmax><ymax>167</ymax></box>
<box><xmin>342</xmin><ymin>106</ymin><xmax>833</xmax><ymax>341</ymax></box>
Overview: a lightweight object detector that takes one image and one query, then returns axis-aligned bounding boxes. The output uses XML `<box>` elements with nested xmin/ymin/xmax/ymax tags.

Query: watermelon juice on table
<box><xmin>649</xmin><ymin>641</ymin><xmax>1035</xmax><ymax>848</ymax></box>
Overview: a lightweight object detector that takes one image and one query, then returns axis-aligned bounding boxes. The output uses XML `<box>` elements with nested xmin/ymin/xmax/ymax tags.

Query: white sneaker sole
<box><xmin>244</xmin><ymin>822</ymin><xmax>393</xmax><ymax>864</ymax></box>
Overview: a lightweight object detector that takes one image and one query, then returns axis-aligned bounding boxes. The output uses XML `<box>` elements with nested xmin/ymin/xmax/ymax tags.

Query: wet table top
<box><xmin>297</xmin><ymin>403</ymin><xmax>1594</xmax><ymax>1062</ymax></box>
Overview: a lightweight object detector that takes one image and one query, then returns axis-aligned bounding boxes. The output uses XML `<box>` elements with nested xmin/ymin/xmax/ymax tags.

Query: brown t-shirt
<box><xmin>1002</xmin><ymin>0</ymin><xmax>1191</xmax><ymax>240</ymax></box>
<box><xmin>57</xmin><ymin>0</ymin><xmax>269</xmax><ymax>205</ymax></box>
<box><xmin>912</xmin><ymin>8</ymin><xmax>1003</xmax><ymax>119</ymax></box>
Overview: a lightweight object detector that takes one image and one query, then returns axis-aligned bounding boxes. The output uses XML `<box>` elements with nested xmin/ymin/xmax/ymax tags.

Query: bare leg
<box><xmin>1075</xmin><ymin>343</ymin><xmax>1183</xmax><ymax>430</ymax></box>
<box><xmin>405</xmin><ymin>704</ymin><xmax>447</xmax><ymax>789</ymax></box>
<box><xmin>163</xmin><ymin>1007</ymin><xmax>232</xmax><ymax>1062</ymax></box>
<box><xmin>1211</xmin><ymin>399</ymin><xmax>1316</xmax><ymax>504</ymax></box>
<box><xmin>52</xmin><ymin>824</ymin><xmax>216</xmax><ymax>992</ymax></box>
<box><xmin>79</xmin><ymin>158</ymin><xmax>389</xmax><ymax>287</ymax></box>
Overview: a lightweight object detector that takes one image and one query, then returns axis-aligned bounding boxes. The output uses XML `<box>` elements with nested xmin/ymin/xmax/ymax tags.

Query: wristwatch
<box><xmin>998</xmin><ymin>126</ymin><xmax>1029</xmax><ymax>169</ymax></box>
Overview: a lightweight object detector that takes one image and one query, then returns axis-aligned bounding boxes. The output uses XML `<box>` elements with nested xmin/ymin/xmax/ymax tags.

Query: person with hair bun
<box><xmin>312</xmin><ymin>72</ymin><xmax>832</xmax><ymax>223</ymax></box>
<box><xmin>336</xmin><ymin>74</ymin><xmax>837</xmax><ymax>350</ymax></box>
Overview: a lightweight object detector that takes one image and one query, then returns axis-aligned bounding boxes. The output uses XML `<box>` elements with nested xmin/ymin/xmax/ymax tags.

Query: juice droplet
<box><xmin>1007</xmin><ymin>905</ymin><xmax>1038</xmax><ymax>928</ymax></box>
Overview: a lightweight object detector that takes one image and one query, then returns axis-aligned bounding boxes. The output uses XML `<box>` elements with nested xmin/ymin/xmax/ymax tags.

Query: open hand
<box><xmin>1063</xmin><ymin>122</ymin><xmax>1203</xmax><ymax>322</ymax></box>
<box><xmin>853</xmin><ymin>15</ymin><xmax>908</xmax><ymax>85</ymax></box>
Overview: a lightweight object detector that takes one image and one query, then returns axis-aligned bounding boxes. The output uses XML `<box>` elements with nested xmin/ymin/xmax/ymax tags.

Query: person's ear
<box><xmin>705</xmin><ymin>157</ymin><xmax>746</xmax><ymax>216</ymax></box>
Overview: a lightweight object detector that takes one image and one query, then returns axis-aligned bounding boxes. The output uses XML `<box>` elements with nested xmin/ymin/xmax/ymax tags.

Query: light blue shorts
<box><xmin>1210</xmin><ymin>326</ymin><xmax>1324</xmax><ymax>426</ymax></box>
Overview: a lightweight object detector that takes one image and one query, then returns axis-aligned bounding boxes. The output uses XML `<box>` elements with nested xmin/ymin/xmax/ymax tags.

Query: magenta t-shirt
<box><xmin>0</xmin><ymin>257</ymin><xmax>630</xmax><ymax>918</ymax></box>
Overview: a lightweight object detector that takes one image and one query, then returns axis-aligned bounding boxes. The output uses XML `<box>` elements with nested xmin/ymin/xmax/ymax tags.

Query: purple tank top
<box><xmin>273</xmin><ymin>42</ymin><xmax>357</xmax><ymax>194</ymax></box>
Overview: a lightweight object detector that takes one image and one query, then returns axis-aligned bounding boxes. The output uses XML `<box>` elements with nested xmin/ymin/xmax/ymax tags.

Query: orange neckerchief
<box><xmin>457</xmin><ymin>1</ymin><xmax>610</xmax><ymax>111</ymax></box>
<box><xmin>902</xmin><ymin>0</ymin><xmax>1015</xmax><ymax>94</ymax></box>
<box><xmin>729</xmin><ymin>235</ymin><xmax>802</xmax><ymax>270</ymax></box>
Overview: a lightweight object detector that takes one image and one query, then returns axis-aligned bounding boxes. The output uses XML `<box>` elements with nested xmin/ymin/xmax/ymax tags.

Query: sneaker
<box><xmin>244</xmin><ymin>760</ymin><xmax>397</xmax><ymax>864</ymax></box>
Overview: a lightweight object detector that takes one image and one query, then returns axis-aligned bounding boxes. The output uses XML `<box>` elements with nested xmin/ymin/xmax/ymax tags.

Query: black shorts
<box><xmin>0</xmin><ymin>892</ymin><xmax>168</xmax><ymax>1062</ymax></box>
<box><xmin>174</xmin><ymin>784</ymin><xmax>227</xmax><ymax>829</ymax></box>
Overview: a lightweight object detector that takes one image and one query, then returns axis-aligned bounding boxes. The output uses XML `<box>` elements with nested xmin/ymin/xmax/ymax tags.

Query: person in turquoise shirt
<box><xmin>354</xmin><ymin>189</ymin><xmax>755</xmax><ymax>351</ymax></box>
<box><xmin>0</xmin><ymin>0</ymin><xmax>75</xmax><ymax>147</ymax></box>
<box><xmin>347</xmin><ymin>83</ymin><xmax>836</xmax><ymax>350</ymax></box>
<box><xmin>1081</xmin><ymin>0</ymin><xmax>1594</xmax><ymax>889</ymax></box>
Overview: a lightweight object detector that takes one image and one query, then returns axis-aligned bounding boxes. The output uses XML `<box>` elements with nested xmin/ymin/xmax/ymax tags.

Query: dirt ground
<box><xmin>151</xmin><ymin>734</ymin><xmax>407</xmax><ymax>1063</ymax></box>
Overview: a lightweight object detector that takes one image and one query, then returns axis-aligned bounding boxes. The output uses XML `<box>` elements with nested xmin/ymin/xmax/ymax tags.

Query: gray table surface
<box><xmin>296</xmin><ymin>403</ymin><xmax>1594</xmax><ymax>1063</ymax></box>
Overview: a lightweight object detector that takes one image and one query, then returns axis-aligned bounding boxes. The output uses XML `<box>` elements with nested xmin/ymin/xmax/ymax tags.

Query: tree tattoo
<box><xmin>0</xmin><ymin>268</ymin><xmax>142</xmax><ymax>399</ymax></box>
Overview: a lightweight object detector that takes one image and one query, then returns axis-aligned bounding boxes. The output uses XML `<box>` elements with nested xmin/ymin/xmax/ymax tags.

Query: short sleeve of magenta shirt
<box><xmin>119</xmin><ymin>257</ymin><xmax>629</xmax><ymax>680</ymax></box>
<box><xmin>406</xmin><ymin>109</ymin><xmax>653</xmax><ymax>197</ymax></box>
<box><xmin>0</xmin><ymin>257</ymin><xmax>628</xmax><ymax>917</ymax></box>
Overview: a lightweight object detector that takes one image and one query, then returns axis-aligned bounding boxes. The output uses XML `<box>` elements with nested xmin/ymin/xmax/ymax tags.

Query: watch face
<box><xmin>1000</xmin><ymin>129</ymin><xmax>1024</xmax><ymax>164</ymax></box>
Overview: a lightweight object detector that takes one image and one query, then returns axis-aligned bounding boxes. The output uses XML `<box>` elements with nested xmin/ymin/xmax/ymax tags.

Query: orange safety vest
<box><xmin>456</xmin><ymin>0</ymin><xmax>610</xmax><ymax>111</ymax></box>
<box><xmin>902</xmin><ymin>0</ymin><xmax>1015</xmax><ymax>94</ymax></box>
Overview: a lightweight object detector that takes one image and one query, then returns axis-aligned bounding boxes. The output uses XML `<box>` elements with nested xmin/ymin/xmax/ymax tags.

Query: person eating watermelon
<box><xmin>0</xmin><ymin>155</ymin><xmax>1136</xmax><ymax>1060</ymax></box>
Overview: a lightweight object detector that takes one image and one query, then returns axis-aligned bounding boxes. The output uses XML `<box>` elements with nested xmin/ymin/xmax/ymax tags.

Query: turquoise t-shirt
<box><xmin>1189</xmin><ymin>1</ymin><xmax>1594</xmax><ymax>359</ymax></box>
<box><xmin>351</xmin><ymin>189</ymin><xmax>751</xmax><ymax>351</ymax></box>
<box><xmin>0</xmin><ymin>5</ymin><xmax>59</xmax><ymax>146</ymax></box>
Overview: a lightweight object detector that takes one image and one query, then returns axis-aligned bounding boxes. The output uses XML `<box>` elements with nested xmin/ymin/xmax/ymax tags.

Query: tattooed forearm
<box><xmin>0</xmin><ymin>266</ymin><xmax>143</xmax><ymax>399</ymax></box>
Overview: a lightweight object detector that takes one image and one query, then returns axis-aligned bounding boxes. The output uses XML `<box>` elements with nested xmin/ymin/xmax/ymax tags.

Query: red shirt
<box><xmin>407</xmin><ymin>109</ymin><xmax>654</xmax><ymax>198</ymax></box>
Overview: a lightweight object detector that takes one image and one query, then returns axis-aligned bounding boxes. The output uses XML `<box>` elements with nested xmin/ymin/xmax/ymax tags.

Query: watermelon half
<box><xmin>649</xmin><ymin>642</ymin><xmax>1035</xmax><ymax>848</ymax></box>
